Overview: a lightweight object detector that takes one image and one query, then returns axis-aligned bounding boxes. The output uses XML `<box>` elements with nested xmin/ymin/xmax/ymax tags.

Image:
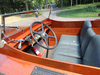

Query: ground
<box><xmin>0</xmin><ymin>15</ymin><xmax>33</xmax><ymax>24</ymax></box>
<box><xmin>0</xmin><ymin>9</ymin><xmax>100</xmax><ymax>26</ymax></box>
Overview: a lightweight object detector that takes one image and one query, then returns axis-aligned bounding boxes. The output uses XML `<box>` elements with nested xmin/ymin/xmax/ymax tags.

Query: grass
<box><xmin>60</xmin><ymin>2</ymin><xmax>100</xmax><ymax>10</ymax></box>
<box><xmin>57</xmin><ymin>7</ymin><xmax>100</xmax><ymax>17</ymax></box>
<box><xmin>57</xmin><ymin>2</ymin><xmax>100</xmax><ymax>18</ymax></box>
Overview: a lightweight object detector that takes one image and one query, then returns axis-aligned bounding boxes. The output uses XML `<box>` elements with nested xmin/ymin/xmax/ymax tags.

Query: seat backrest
<box><xmin>80</xmin><ymin>20</ymin><xmax>92</xmax><ymax>44</ymax></box>
<box><xmin>82</xmin><ymin>35</ymin><xmax>100</xmax><ymax>67</ymax></box>
<box><xmin>81</xmin><ymin>28</ymin><xmax>95</xmax><ymax>57</ymax></box>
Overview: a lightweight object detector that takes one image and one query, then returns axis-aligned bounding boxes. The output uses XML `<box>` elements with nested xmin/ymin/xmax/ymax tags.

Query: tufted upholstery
<box><xmin>80</xmin><ymin>28</ymin><xmax>95</xmax><ymax>57</ymax></box>
<box><xmin>80</xmin><ymin>20</ymin><xmax>92</xmax><ymax>44</ymax></box>
<box><xmin>52</xmin><ymin>21</ymin><xmax>100</xmax><ymax>67</ymax></box>
<box><xmin>52</xmin><ymin>28</ymin><xmax>95</xmax><ymax>60</ymax></box>
<box><xmin>59</xmin><ymin>35</ymin><xmax>80</xmax><ymax>46</ymax></box>
<box><xmin>53</xmin><ymin>44</ymin><xmax>81</xmax><ymax>58</ymax></box>
<box><xmin>52</xmin><ymin>53</ymin><xmax>82</xmax><ymax>64</ymax></box>
<box><xmin>58</xmin><ymin>20</ymin><xmax>92</xmax><ymax>46</ymax></box>
<box><xmin>82</xmin><ymin>35</ymin><xmax>100</xmax><ymax>67</ymax></box>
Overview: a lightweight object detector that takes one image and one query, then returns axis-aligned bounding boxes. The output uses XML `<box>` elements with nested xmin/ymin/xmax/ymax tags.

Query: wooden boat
<box><xmin>0</xmin><ymin>10</ymin><xmax>100</xmax><ymax>75</ymax></box>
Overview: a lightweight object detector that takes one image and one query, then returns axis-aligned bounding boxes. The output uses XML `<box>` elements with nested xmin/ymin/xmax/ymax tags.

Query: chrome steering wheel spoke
<box><xmin>32</xmin><ymin>31</ymin><xmax>41</xmax><ymax>35</ymax></box>
<box><xmin>43</xmin><ymin>38</ymin><xmax>49</xmax><ymax>48</ymax></box>
<box><xmin>41</xmin><ymin>23</ymin><xmax>44</xmax><ymax>32</ymax></box>
<box><xmin>48</xmin><ymin>35</ymin><xmax>55</xmax><ymax>38</ymax></box>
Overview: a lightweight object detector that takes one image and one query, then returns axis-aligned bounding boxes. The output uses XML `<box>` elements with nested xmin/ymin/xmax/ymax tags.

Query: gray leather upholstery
<box><xmin>81</xmin><ymin>28</ymin><xmax>95</xmax><ymax>57</ymax></box>
<box><xmin>52</xmin><ymin>53</ymin><xmax>82</xmax><ymax>64</ymax></box>
<box><xmin>52</xmin><ymin>21</ymin><xmax>100</xmax><ymax>67</ymax></box>
<box><xmin>80</xmin><ymin>20</ymin><xmax>92</xmax><ymax>44</ymax></box>
<box><xmin>52</xmin><ymin>28</ymin><xmax>95</xmax><ymax>59</ymax></box>
<box><xmin>53</xmin><ymin>44</ymin><xmax>81</xmax><ymax>58</ymax></box>
<box><xmin>82</xmin><ymin>35</ymin><xmax>100</xmax><ymax>67</ymax></box>
<box><xmin>59</xmin><ymin>35</ymin><xmax>80</xmax><ymax>46</ymax></box>
<box><xmin>58</xmin><ymin>20</ymin><xmax>92</xmax><ymax>46</ymax></box>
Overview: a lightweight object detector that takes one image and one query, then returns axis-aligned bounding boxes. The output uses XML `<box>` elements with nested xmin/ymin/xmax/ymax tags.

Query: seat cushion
<box><xmin>53</xmin><ymin>44</ymin><xmax>81</xmax><ymax>58</ymax></box>
<box><xmin>59</xmin><ymin>20</ymin><xmax>92</xmax><ymax>46</ymax></box>
<box><xmin>82</xmin><ymin>35</ymin><xmax>100</xmax><ymax>67</ymax></box>
<box><xmin>80</xmin><ymin>20</ymin><xmax>92</xmax><ymax>44</ymax></box>
<box><xmin>81</xmin><ymin>28</ymin><xmax>95</xmax><ymax>57</ymax></box>
<box><xmin>52</xmin><ymin>54</ymin><xmax>81</xmax><ymax>64</ymax></box>
<box><xmin>59</xmin><ymin>35</ymin><xmax>80</xmax><ymax>46</ymax></box>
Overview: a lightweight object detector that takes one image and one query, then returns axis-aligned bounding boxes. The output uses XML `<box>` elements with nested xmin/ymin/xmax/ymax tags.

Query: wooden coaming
<box><xmin>0</xmin><ymin>44</ymin><xmax>100</xmax><ymax>75</ymax></box>
<box><xmin>1</xmin><ymin>19</ymin><xmax>100</xmax><ymax>74</ymax></box>
<box><xmin>48</xmin><ymin>20</ymin><xmax>100</xmax><ymax>44</ymax></box>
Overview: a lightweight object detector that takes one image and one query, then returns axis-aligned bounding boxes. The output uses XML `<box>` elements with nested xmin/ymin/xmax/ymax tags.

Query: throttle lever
<box><xmin>16</xmin><ymin>39</ymin><xmax>24</xmax><ymax>49</ymax></box>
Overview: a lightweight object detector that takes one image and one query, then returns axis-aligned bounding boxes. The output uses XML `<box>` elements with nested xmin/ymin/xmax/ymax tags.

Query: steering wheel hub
<box><xmin>41</xmin><ymin>32</ymin><xmax>47</xmax><ymax>38</ymax></box>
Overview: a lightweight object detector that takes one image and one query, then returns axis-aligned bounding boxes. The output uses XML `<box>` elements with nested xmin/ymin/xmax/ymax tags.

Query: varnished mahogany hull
<box><xmin>0</xmin><ymin>18</ymin><xmax>100</xmax><ymax>75</ymax></box>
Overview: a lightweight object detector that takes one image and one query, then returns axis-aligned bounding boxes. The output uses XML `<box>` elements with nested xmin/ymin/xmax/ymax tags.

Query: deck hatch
<box><xmin>31</xmin><ymin>66</ymin><xmax>67</xmax><ymax>75</ymax></box>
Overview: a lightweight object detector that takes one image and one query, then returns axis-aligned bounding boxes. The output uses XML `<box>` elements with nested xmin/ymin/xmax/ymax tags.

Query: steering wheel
<box><xmin>30</xmin><ymin>21</ymin><xmax>57</xmax><ymax>50</ymax></box>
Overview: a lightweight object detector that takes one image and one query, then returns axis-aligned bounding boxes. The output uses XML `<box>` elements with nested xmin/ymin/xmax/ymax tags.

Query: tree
<box><xmin>97</xmin><ymin>0</ymin><xmax>98</xmax><ymax>2</ymax></box>
<box><xmin>36</xmin><ymin>0</ymin><xmax>39</xmax><ymax>8</ymax></box>
<box><xmin>76</xmin><ymin>0</ymin><xmax>78</xmax><ymax>5</ymax></box>
<box><xmin>93</xmin><ymin>0</ymin><xmax>94</xmax><ymax>3</ymax></box>
<box><xmin>0</xmin><ymin>0</ymin><xmax>5</xmax><ymax>14</ymax></box>
<box><xmin>25</xmin><ymin>1</ymin><xmax>29</xmax><ymax>16</ymax></box>
<box><xmin>71</xmin><ymin>0</ymin><xmax>72</xmax><ymax>7</ymax></box>
<box><xmin>0</xmin><ymin>0</ymin><xmax>14</xmax><ymax>14</ymax></box>
<box><xmin>1</xmin><ymin>0</ymin><xmax>100</xmax><ymax>14</ymax></box>
<box><xmin>61</xmin><ymin>0</ymin><xmax>63</xmax><ymax>7</ymax></box>
<box><xmin>80</xmin><ymin>0</ymin><xmax>81</xmax><ymax>4</ymax></box>
<box><xmin>45</xmin><ymin>0</ymin><xmax>47</xmax><ymax>8</ymax></box>
<box><xmin>13</xmin><ymin>0</ymin><xmax>33</xmax><ymax>16</ymax></box>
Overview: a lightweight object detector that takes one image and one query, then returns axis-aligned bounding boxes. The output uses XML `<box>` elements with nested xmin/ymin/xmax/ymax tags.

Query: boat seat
<box><xmin>82</xmin><ymin>35</ymin><xmax>100</xmax><ymax>67</ymax></box>
<box><xmin>52</xmin><ymin>28</ymin><xmax>95</xmax><ymax>59</ymax></box>
<box><xmin>59</xmin><ymin>20</ymin><xmax>92</xmax><ymax>46</ymax></box>
<box><xmin>52</xmin><ymin>53</ymin><xmax>82</xmax><ymax>64</ymax></box>
<box><xmin>52</xmin><ymin>32</ymin><xmax>100</xmax><ymax>67</ymax></box>
<box><xmin>53</xmin><ymin>44</ymin><xmax>81</xmax><ymax>58</ymax></box>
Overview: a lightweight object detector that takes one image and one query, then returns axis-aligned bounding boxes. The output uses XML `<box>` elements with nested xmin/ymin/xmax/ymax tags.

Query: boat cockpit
<box><xmin>0</xmin><ymin>10</ymin><xmax>100</xmax><ymax>75</ymax></box>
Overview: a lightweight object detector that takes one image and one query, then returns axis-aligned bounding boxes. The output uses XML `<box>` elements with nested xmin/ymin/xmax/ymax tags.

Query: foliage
<box><xmin>60</xmin><ymin>2</ymin><xmax>100</xmax><ymax>10</ymax></box>
<box><xmin>0</xmin><ymin>0</ymin><xmax>100</xmax><ymax>14</ymax></box>
<box><xmin>0</xmin><ymin>0</ymin><xmax>33</xmax><ymax>14</ymax></box>
<box><xmin>57</xmin><ymin>8</ymin><xmax>100</xmax><ymax>17</ymax></box>
<box><xmin>13</xmin><ymin>0</ymin><xmax>33</xmax><ymax>3</ymax></box>
<box><xmin>57</xmin><ymin>2</ymin><xmax>100</xmax><ymax>18</ymax></box>
<box><xmin>32</xmin><ymin>0</ymin><xmax>56</xmax><ymax>9</ymax></box>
